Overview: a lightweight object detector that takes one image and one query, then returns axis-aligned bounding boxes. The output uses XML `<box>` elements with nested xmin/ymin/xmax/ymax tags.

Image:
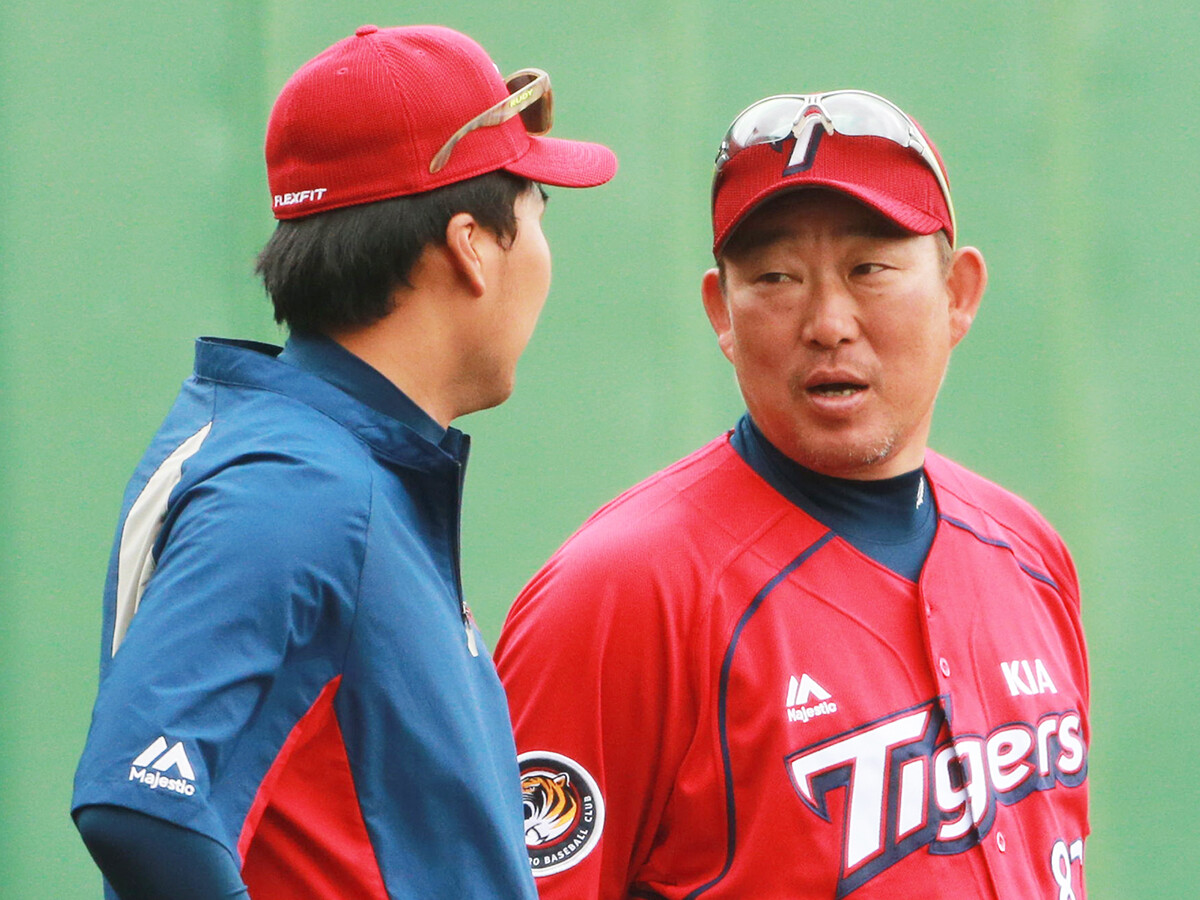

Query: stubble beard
<box><xmin>762</xmin><ymin>377</ymin><xmax>899</xmax><ymax>478</ymax></box>
<box><xmin>775</xmin><ymin>371</ymin><xmax>942</xmax><ymax>479</ymax></box>
<box><xmin>789</xmin><ymin>429</ymin><xmax>899</xmax><ymax>479</ymax></box>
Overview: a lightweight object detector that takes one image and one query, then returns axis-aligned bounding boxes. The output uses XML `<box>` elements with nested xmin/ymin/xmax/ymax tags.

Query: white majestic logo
<box><xmin>129</xmin><ymin>736</ymin><xmax>197</xmax><ymax>796</ymax></box>
<box><xmin>785</xmin><ymin>698</ymin><xmax>1087</xmax><ymax>896</ymax></box>
<box><xmin>786</xmin><ymin>674</ymin><xmax>838</xmax><ymax>724</ymax></box>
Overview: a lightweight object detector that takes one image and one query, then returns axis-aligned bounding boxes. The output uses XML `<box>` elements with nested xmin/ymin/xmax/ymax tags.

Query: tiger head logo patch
<box><xmin>518</xmin><ymin>751</ymin><xmax>604</xmax><ymax>876</ymax></box>
<box><xmin>523</xmin><ymin>771</ymin><xmax>576</xmax><ymax>844</ymax></box>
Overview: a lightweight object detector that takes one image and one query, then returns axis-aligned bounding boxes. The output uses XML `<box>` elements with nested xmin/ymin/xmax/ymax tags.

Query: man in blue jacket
<box><xmin>72</xmin><ymin>23</ymin><xmax>616</xmax><ymax>899</ymax></box>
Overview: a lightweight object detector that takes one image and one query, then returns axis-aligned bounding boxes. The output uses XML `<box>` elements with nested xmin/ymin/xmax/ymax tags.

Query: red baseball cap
<box><xmin>266</xmin><ymin>25</ymin><xmax>618</xmax><ymax>219</ymax></box>
<box><xmin>711</xmin><ymin>120</ymin><xmax>953</xmax><ymax>254</ymax></box>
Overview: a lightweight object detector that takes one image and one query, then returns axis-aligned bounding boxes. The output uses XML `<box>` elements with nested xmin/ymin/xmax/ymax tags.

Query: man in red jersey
<box><xmin>496</xmin><ymin>91</ymin><xmax>1088</xmax><ymax>899</ymax></box>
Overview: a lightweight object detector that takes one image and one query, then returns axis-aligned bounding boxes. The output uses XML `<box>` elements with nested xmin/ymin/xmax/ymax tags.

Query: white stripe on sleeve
<box><xmin>112</xmin><ymin>422</ymin><xmax>213</xmax><ymax>656</ymax></box>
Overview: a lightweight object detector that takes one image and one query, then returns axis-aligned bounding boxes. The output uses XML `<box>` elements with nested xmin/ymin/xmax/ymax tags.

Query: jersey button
<box><xmin>939</xmin><ymin>657</ymin><xmax>951</xmax><ymax>677</ymax></box>
<box><xmin>997</xmin><ymin>831</ymin><xmax>1007</xmax><ymax>852</ymax></box>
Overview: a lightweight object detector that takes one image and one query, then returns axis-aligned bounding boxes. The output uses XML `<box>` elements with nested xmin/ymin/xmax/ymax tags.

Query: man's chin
<box><xmin>785</xmin><ymin>434</ymin><xmax>900</xmax><ymax>480</ymax></box>
<box><xmin>458</xmin><ymin>378</ymin><xmax>516</xmax><ymax>419</ymax></box>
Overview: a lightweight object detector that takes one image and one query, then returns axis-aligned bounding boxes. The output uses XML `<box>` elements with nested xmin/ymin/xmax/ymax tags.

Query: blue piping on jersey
<box><xmin>938</xmin><ymin>516</ymin><xmax>1060</xmax><ymax>591</ymax></box>
<box><xmin>684</xmin><ymin>531</ymin><xmax>837</xmax><ymax>900</ymax></box>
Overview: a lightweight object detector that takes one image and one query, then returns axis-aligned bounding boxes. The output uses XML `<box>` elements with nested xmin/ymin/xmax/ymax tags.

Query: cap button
<box><xmin>355</xmin><ymin>24</ymin><xmax>378</xmax><ymax>37</ymax></box>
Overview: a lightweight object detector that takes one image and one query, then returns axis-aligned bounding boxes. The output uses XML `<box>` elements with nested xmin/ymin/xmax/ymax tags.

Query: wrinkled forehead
<box><xmin>720</xmin><ymin>187</ymin><xmax>915</xmax><ymax>261</ymax></box>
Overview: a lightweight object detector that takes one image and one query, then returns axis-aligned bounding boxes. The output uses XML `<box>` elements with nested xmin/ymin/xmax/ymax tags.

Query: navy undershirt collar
<box><xmin>731</xmin><ymin>413</ymin><xmax>935</xmax><ymax>582</ymax></box>
<box><xmin>277</xmin><ymin>331</ymin><xmax>464</xmax><ymax>457</ymax></box>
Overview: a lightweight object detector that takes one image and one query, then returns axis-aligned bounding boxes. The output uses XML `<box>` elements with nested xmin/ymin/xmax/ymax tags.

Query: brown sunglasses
<box><xmin>429</xmin><ymin>68</ymin><xmax>553</xmax><ymax>174</ymax></box>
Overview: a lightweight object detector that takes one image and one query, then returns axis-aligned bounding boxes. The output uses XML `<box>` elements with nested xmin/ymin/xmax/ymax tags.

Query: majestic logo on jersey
<box><xmin>786</xmin><ymin>674</ymin><xmax>839</xmax><ymax>724</ymax></box>
<box><xmin>519</xmin><ymin>751</ymin><xmax>605</xmax><ymax>877</ymax></box>
<box><xmin>129</xmin><ymin>736</ymin><xmax>197</xmax><ymax>797</ymax></box>
<box><xmin>785</xmin><ymin>698</ymin><xmax>1087</xmax><ymax>897</ymax></box>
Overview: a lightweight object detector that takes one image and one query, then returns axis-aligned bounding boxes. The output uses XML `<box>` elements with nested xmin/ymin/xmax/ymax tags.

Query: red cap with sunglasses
<box><xmin>711</xmin><ymin>90</ymin><xmax>955</xmax><ymax>254</ymax></box>
<box><xmin>266</xmin><ymin>24</ymin><xmax>617</xmax><ymax>220</ymax></box>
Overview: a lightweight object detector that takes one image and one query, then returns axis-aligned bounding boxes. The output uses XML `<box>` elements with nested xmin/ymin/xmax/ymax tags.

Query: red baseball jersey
<box><xmin>495</xmin><ymin>434</ymin><xmax>1089</xmax><ymax>899</ymax></box>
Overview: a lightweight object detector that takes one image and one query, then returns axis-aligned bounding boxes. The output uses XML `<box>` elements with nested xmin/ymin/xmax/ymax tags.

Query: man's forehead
<box><xmin>722</xmin><ymin>188</ymin><xmax>913</xmax><ymax>258</ymax></box>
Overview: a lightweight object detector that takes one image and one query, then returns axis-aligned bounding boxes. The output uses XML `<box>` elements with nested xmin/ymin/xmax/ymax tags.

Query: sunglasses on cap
<box><xmin>713</xmin><ymin>89</ymin><xmax>956</xmax><ymax>245</ymax></box>
<box><xmin>429</xmin><ymin>68</ymin><xmax>553</xmax><ymax>174</ymax></box>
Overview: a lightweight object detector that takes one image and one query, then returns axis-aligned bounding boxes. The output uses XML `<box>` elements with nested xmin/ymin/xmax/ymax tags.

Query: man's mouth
<box><xmin>808</xmin><ymin>382</ymin><xmax>867</xmax><ymax>398</ymax></box>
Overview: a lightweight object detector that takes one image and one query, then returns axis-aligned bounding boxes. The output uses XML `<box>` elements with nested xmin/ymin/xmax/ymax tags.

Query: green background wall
<box><xmin>2</xmin><ymin>1</ymin><xmax>1196</xmax><ymax>896</ymax></box>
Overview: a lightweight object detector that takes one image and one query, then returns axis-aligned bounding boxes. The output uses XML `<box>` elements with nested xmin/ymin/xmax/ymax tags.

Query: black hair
<box><xmin>256</xmin><ymin>170</ymin><xmax>538</xmax><ymax>334</ymax></box>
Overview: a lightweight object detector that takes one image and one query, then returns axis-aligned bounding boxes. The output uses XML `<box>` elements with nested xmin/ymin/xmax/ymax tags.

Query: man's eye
<box><xmin>757</xmin><ymin>272</ymin><xmax>793</xmax><ymax>284</ymax></box>
<box><xmin>853</xmin><ymin>263</ymin><xmax>888</xmax><ymax>276</ymax></box>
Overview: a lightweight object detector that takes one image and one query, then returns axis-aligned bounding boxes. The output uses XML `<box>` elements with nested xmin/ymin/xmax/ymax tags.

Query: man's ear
<box><xmin>946</xmin><ymin>246</ymin><xmax>987</xmax><ymax>347</ymax></box>
<box><xmin>701</xmin><ymin>267</ymin><xmax>736</xmax><ymax>364</ymax></box>
<box><xmin>444</xmin><ymin>212</ymin><xmax>488</xmax><ymax>297</ymax></box>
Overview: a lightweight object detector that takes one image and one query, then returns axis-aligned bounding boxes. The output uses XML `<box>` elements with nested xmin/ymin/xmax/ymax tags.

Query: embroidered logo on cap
<box><xmin>273</xmin><ymin>188</ymin><xmax>329</xmax><ymax>208</ymax></box>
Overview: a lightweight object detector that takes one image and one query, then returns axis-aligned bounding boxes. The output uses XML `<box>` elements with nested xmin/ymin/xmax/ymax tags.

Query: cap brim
<box><xmin>715</xmin><ymin>177</ymin><xmax>946</xmax><ymax>254</ymax></box>
<box><xmin>807</xmin><ymin>178</ymin><xmax>945</xmax><ymax>234</ymax></box>
<box><xmin>711</xmin><ymin>134</ymin><xmax>953</xmax><ymax>253</ymax></box>
<box><xmin>504</xmin><ymin>135</ymin><xmax>617</xmax><ymax>188</ymax></box>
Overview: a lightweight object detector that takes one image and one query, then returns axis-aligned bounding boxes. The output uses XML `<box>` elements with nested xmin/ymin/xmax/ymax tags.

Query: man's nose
<box><xmin>800</xmin><ymin>279</ymin><xmax>860</xmax><ymax>349</ymax></box>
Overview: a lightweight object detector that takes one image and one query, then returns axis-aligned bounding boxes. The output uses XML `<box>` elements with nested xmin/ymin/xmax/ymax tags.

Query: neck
<box><xmin>731</xmin><ymin>414</ymin><xmax>937</xmax><ymax>581</ymax></box>
<box><xmin>329</xmin><ymin>295</ymin><xmax>464</xmax><ymax>428</ymax></box>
